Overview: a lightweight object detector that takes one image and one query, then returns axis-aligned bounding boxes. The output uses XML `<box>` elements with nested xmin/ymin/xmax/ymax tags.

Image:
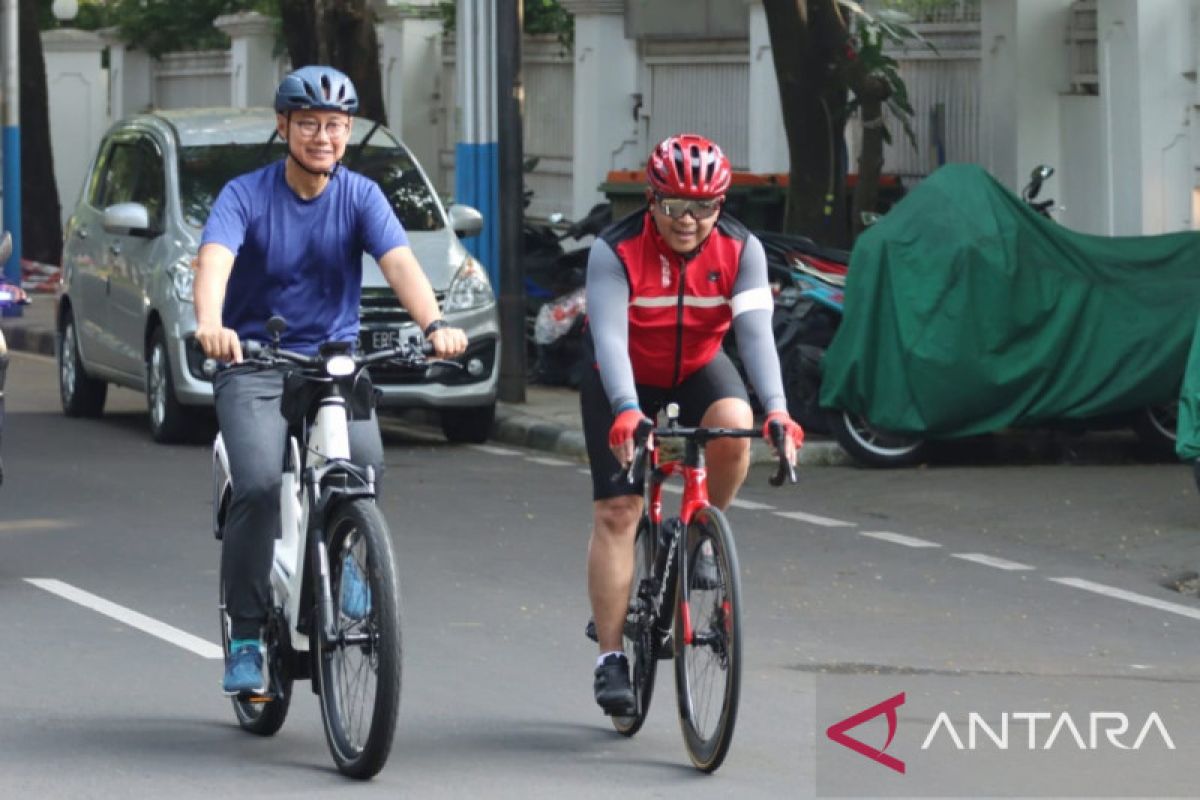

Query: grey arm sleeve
<box><xmin>585</xmin><ymin>239</ymin><xmax>640</xmax><ymax>413</ymax></box>
<box><xmin>731</xmin><ymin>235</ymin><xmax>788</xmax><ymax>414</ymax></box>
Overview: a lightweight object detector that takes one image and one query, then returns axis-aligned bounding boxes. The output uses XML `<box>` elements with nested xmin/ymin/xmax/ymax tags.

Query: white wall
<box><xmin>981</xmin><ymin>0</ymin><xmax>1074</xmax><ymax>193</ymax></box>
<box><xmin>42</xmin><ymin>29</ymin><xmax>107</xmax><ymax>227</ymax></box>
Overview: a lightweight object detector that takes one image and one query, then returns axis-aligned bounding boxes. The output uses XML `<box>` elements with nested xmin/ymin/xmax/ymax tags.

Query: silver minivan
<box><xmin>58</xmin><ymin>108</ymin><xmax>499</xmax><ymax>443</ymax></box>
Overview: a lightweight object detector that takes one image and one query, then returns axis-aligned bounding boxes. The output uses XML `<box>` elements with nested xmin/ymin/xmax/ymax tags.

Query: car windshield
<box><xmin>177</xmin><ymin>134</ymin><xmax>445</xmax><ymax>233</ymax></box>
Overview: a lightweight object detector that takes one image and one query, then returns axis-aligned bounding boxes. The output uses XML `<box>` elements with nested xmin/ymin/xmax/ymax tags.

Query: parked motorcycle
<box><xmin>522</xmin><ymin>200</ymin><xmax>611</xmax><ymax>387</ymax></box>
<box><xmin>751</xmin><ymin>166</ymin><xmax>1178</xmax><ymax>467</ymax></box>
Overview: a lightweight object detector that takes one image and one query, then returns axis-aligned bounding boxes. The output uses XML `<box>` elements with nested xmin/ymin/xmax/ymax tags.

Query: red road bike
<box><xmin>612</xmin><ymin>404</ymin><xmax>794</xmax><ymax>772</ymax></box>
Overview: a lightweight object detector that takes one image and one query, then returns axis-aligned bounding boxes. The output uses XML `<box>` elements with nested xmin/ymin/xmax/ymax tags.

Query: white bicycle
<box><xmin>209</xmin><ymin>316</ymin><xmax>444</xmax><ymax>779</ymax></box>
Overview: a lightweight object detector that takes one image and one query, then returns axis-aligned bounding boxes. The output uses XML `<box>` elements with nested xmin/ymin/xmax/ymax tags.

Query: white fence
<box><xmin>32</xmin><ymin>16</ymin><xmax>983</xmax><ymax>233</ymax></box>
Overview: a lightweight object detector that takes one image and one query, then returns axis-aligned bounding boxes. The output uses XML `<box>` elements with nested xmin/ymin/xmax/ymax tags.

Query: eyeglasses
<box><xmin>292</xmin><ymin>118</ymin><xmax>350</xmax><ymax>139</ymax></box>
<box><xmin>654</xmin><ymin>195</ymin><xmax>723</xmax><ymax>221</ymax></box>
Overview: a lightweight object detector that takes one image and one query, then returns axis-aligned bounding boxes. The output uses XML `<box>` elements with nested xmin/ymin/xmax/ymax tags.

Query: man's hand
<box><xmin>195</xmin><ymin>321</ymin><xmax>243</xmax><ymax>363</ymax></box>
<box><xmin>427</xmin><ymin>325</ymin><xmax>467</xmax><ymax>359</ymax></box>
<box><xmin>608</xmin><ymin>408</ymin><xmax>650</xmax><ymax>468</ymax></box>
<box><xmin>763</xmin><ymin>410</ymin><xmax>804</xmax><ymax>466</ymax></box>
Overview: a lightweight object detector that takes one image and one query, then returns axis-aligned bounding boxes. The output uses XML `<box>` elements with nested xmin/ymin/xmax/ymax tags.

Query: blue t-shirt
<box><xmin>201</xmin><ymin>160</ymin><xmax>409</xmax><ymax>353</ymax></box>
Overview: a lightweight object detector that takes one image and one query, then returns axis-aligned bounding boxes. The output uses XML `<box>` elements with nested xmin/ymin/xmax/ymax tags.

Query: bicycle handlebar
<box><xmin>616</xmin><ymin>417</ymin><xmax>797</xmax><ymax>488</ymax></box>
<box><xmin>201</xmin><ymin>337</ymin><xmax>446</xmax><ymax>378</ymax></box>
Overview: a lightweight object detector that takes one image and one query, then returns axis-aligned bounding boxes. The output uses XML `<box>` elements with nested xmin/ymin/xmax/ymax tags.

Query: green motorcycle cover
<box><xmin>819</xmin><ymin>163</ymin><xmax>1200</xmax><ymax>440</ymax></box>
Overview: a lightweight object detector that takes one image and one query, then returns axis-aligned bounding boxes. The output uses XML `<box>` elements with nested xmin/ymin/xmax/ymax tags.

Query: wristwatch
<box><xmin>423</xmin><ymin>318</ymin><xmax>448</xmax><ymax>338</ymax></box>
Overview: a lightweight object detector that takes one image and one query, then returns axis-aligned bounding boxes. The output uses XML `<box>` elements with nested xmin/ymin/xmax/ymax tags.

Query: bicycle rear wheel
<box><xmin>316</xmin><ymin>498</ymin><xmax>402</xmax><ymax>780</ymax></box>
<box><xmin>612</xmin><ymin>515</ymin><xmax>658</xmax><ymax>736</ymax></box>
<box><xmin>218</xmin><ymin>568</ymin><xmax>292</xmax><ymax>736</ymax></box>
<box><xmin>674</xmin><ymin>505</ymin><xmax>742</xmax><ymax>772</ymax></box>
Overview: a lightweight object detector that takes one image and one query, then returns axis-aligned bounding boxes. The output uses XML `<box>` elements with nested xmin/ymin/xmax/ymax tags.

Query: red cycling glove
<box><xmin>609</xmin><ymin>408</ymin><xmax>649</xmax><ymax>449</ymax></box>
<box><xmin>763</xmin><ymin>410</ymin><xmax>804</xmax><ymax>450</ymax></box>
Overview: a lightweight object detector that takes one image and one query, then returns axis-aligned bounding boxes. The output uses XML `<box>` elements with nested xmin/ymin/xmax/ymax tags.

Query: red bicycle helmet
<box><xmin>646</xmin><ymin>134</ymin><xmax>732</xmax><ymax>199</ymax></box>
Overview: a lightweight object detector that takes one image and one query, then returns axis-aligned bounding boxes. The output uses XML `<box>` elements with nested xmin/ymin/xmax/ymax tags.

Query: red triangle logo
<box><xmin>825</xmin><ymin>692</ymin><xmax>906</xmax><ymax>774</ymax></box>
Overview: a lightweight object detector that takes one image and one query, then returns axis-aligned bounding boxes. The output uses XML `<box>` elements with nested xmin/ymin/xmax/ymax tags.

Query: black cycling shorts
<box><xmin>580</xmin><ymin>347</ymin><xmax>750</xmax><ymax>501</ymax></box>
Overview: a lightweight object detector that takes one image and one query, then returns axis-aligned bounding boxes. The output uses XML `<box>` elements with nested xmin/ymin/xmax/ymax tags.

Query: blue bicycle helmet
<box><xmin>274</xmin><ymin>66</ymin><xmax>359</xmax><ymax>114</ymax></box>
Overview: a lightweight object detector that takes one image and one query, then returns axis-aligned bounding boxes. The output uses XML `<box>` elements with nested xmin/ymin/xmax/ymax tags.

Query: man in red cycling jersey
<box><xmin>582</xmin><ymin>133</ymin><xmax>804</xmax><ymax>715</ymax></box>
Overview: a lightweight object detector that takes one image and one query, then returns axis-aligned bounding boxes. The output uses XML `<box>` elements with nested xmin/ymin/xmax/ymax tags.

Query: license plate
<box><xmin>363</xmin><ymin>325</ymin><xmax>418</xmax><ymax>352</ymax></box>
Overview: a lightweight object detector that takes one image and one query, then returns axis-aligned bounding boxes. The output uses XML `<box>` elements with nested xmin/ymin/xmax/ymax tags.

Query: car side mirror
<box><xmin>102</xmin><ymin>202</ymin><xmax>159</xmax><ymax>238</ymax></box>
<box><xmin>447</xmin><ymin>203</ymin><xmax>484</xmax><ymax>238</ymax></box>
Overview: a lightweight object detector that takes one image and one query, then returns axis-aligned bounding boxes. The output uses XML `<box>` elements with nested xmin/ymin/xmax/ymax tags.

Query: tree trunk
<box><xmin>850</xmin><ymin>75</ymin><xmax>890</xmax><ymax>239</ymax></box>
<box><xmin>18</xmin><ymin>0</ymin><xmax>62</xmax><ymax>266</ymax></box>
<box><xmin>762</xmin><ymin>0</ymin><xmax>850</xmax><ymax>246</ymax></box>
<box><xmin>278</xmin><ymin>0</ymin><xmax>388</xmax><ymax>126</ymax></box>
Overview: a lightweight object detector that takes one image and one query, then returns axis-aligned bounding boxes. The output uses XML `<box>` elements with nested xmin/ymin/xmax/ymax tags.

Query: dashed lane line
<box><xmin>860</xmin><ymin>530</ymin><xmax>942</xmax><ymax>548</ymax></box>
<box><xmin>952</xmin><ymin>553</ymin><xmax>1035</xmax><ymax>571</ymax></box>
<box><xmin>0</xmin><ymin>519</ymin><xmax>76</xmax><ymax>533</ymax></box>
<box><xmin>1048</xmin><ymin>577</ymin><xmax>1200</xmax><ymax>623</ymax></box>
<box><xmin>773</xmin><ymin>510</ymin><xmax>856</xmax><ymax>528</ymax></box>
<box><xmin>469</xmin><ymin>444</ymin><xmax>523</xmax><ymax>457</ymax></box>
<box><xmin>25</xmin><ymin>578</ymin><xmax>223</xmax><ymax>659</ymax></box>
<box><xmin>526</xmin><ymin>456</ymin><xmax>574</xmax><ymax>467</ymax></box>
<box><xmin>729</xmin><ymin>498</ymin><xmax>775</xmax><ymax>511</ymax></box>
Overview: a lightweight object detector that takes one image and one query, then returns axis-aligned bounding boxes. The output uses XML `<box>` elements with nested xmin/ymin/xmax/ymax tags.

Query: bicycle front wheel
<box><xmin>674</xmin><ymin>505</ymin><xmax>742</xmax><ymax>772</ymax></box>
<box><xmin>316</xmin><ymin>498</ymin><xmax>402</xmax><ymax>780</ymax></box>
<box><xmin>612</xmin><ymin>515</ymin><xmax>658</xmax><ymax>736</ymax></box>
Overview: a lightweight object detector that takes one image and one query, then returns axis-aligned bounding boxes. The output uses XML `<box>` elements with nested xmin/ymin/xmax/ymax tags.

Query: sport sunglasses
<box><xmin>654</xmin><ymin>195</ymin><xmax>723</xmax><ymax>221</ymax></box>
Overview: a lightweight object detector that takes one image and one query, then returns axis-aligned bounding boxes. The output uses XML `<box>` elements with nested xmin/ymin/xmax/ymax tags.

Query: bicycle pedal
<box><xmin>238</xmin><ymin>692</ymin><xmax>275</xmax><ymax>703</ymax></box>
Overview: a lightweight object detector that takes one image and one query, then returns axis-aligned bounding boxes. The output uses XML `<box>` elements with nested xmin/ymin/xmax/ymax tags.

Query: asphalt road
<box><xmin>3</xmin><ymin>350</ymin><xmax>1200</xmax><ymax>798</ymax></box>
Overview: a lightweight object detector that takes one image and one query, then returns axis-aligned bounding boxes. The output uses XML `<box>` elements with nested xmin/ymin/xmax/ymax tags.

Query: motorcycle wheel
<box><xmin>825</xmin><ymin>408</ymin><xmax>928</xmax><ymax>468</ymax></box>
<box><xmin>1131</xmin><ymin>404</ymin><xmax>1176</xmax><ymax>460</ymax></box>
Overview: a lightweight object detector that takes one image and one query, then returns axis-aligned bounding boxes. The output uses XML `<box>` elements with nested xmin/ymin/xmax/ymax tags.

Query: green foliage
<box><xmin>878</xmin><ymin>0</ymin><xmax>978</xmax><ymax>21</ymax></box>
<box><xmin>46</xmin><ymin>0</ymin><xmax>278</xmax><ymax>57</ymax></box>
<box><xmin>839</xmin><ymin>1</ymin><xmax>937</xmax><ymax>149</ymax></box>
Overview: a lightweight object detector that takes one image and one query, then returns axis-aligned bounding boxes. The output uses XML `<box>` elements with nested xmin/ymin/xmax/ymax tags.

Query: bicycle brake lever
<box><xmin>766</xmin><ymin>420</ymin><xmax>798</xmax><ymax>487</ymax></box>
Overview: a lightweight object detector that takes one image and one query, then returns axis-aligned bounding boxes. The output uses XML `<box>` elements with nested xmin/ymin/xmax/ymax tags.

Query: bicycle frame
<box><xmin>212</xmin><ymin>371</ymin><xmax>372</xmax><ymax>657</ymax></box>
<box><xmin>630</xmin><ymin>409</ymin><xmax>793</xmax><ymax>641</ymax></box>
<box><xmin>212</xmin><ymin>333</ymin><xmax>433</xmax><ymax>662</ymax></box>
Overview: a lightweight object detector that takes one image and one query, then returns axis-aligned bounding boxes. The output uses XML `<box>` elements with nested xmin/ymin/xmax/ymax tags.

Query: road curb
<box><xmin>0</xmin><ymin>324</ymin><xmax>55</xmax><ymax>358</ymax></box>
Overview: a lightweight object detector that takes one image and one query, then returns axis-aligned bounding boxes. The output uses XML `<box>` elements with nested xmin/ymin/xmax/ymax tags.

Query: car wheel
<box><xmin>147</xmin><ymin>326</ymin><xmax>209</xmax><ymax>444</ymax></box>
<box><xmin>58</xmin><ymin>309</ymin><xmax>107</xmax><ymax>417</ymax></box>
<box><xmin>825</xmin><ymin>408</ymin><xmax>927</xmax><ymax>467</ymax></box>
<box><xmin>440</xmin><ymin>403</ymin><xmax>496</xmax><ymax>444</ymax></box>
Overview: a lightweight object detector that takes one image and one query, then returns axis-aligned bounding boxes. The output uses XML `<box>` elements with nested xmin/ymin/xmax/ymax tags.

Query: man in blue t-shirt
<box><xmin>194</xmin><ymin>66</ymin><xmax>466</xmax><ymax>695</ymax></box>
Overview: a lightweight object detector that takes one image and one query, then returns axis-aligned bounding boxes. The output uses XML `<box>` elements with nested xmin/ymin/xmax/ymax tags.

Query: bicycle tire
<box><xmin>612</xmin><ymin>515</ymin><xmax>658</xmax><ymax>736</ymax></box>
<box><xmin>316</xmin><ymin>498</ymin><xmax>402</xmax><ymax>780</ymax></box>
<box><xmin>674</xmin><ymin>505</ymin><xmax>742</xmax><ymax>772</ymax></box>
<box><xmin>218</xmin><ymin>566</ymin><xmax>292</xmax><ymax>736</ymax></box>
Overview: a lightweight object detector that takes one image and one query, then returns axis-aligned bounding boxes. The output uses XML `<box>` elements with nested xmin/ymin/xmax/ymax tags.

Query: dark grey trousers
<box><xmin>214</xmin><ymin>369</ymin><xmax>384</xmax><ymax>640</ymax></box>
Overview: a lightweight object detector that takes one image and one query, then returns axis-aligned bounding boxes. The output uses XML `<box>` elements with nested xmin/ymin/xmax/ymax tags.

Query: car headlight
<box><xmin>442</xmin><ymin>256</ymin><xmax>494</xmax><ymax>312</ymax></box>
<box><xmin>168</xmin><ymin>259</ymin><xmax>195</xmax><ymax>303</ymax></box>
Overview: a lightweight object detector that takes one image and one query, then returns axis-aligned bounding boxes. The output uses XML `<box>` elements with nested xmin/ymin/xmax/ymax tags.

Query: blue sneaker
<box><xmin>222</xmin><ymin>642</ymin><xmax>267</xmax><ymax>696</ymax></box>
<box><xmin>340</xmin><ymin>553</ymin><xmax>371</xmax><ymax>621</ymax></box>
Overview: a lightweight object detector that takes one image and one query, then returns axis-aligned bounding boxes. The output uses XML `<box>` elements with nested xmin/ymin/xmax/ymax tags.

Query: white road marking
<box><xmin>25</xmin><ymin>578</ymin><xmax>223</xmax><ymax>659</ymax></box>
<box><xmin>526</xmin><ymin>456</ymin><xmax>573</xmax><ymax>467</ymax></box>
<box><xmin>860</xmin><ymin>530</ymin><xmax>942</xmax><ymax>548</ymax></box>
<box><xmin>1049</xmin><ymin>577</ymin><xmax>1200</xmax><ymax>622</ymax></box>
<box><xmin>952</xmin><ymin>553</ymin><xmax>1035</xmax><ymax>571</ymax></box>
<box><xmin>774</xmin><ymin>510</ymin><xmax>856</xmax><ymax>528</ymax></box>
<box><xmin>469</xmin><ymin>444</ymin><xmax>522</xmax><ymax>457</ymax></box>
<box><xmin>662</xmin><ymin>484</ymin><xmax>682</xmax><ymax>494</ymax></box>
<box><xmin>0</xmin><ymin>518</ymin><xmax>76</xmax><ymax>533</ymax></box>
<box><xmin>730</xmin><ymin>498</ymin><xmax>775</xmax><ymax>511</ymax></box>
<box><xmin>8</xmin><ymin>351</ymin><xmax>55</xmax><ymax>364</ymax></box>
<box><xmin>1129</xmin><ymin>664</ymin><xmax>1154</xmax><ymax>670</ymax></box>
<box><xmin>577</xmin><ymin>468</ymin><xmax>591</xmax><ymax>476</ymax></box>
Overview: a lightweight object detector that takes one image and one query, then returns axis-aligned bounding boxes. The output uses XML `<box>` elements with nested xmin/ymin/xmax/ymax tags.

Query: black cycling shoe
<box><xmin>690</xmin><ymin>539</ymin><xmax>722</xmax><ymax>590</ymax></box>
<box><xmin>593</xmin><ymin>653</ymin><xmax>636</xmax><ymax>716</ymax></box>
<box><xmin>585</xmin><ymin>618</ymin><xmax>598</xmax><ymax>643</ymax></box>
